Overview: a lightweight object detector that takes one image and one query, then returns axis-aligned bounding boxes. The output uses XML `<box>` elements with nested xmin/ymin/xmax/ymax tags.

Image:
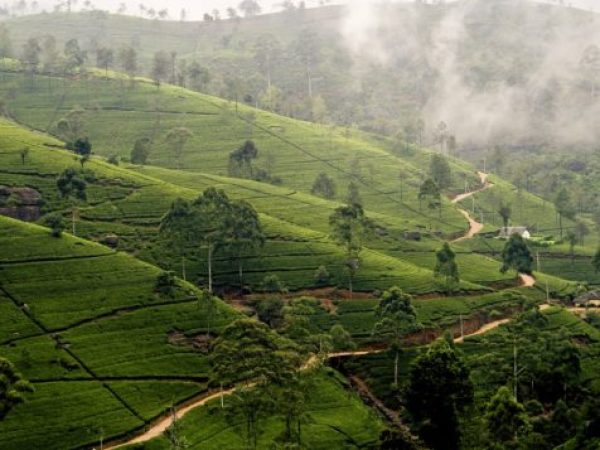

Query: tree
<box><xmin>330</xmin><ymin>324</ymin><xmax>355</xmax><ymax>351</ymax></box>
<box><xmin>430</xmin><ymin>154</ymin><xmax>451</xmax><ymax>190</ymax></box>
<box><xmin>238</xmin><ymin>0</ymin><xmax>261</xmax><ymax>17</ymax></box>
<box><xmin>225</xmin><ymin>200</ymin><xmax>265</xmax><ymax>288</ymax></box>
<box><xmin>41</xmin><ymin>35</ymin><xmax>59</xmax><ymax>75</ymax></box>
<box><xmin>151</xmin><ymin>50</ymin><xmax>170</xmax><ymax>86</ymax></box>
<box><xmin>254</xmin><ymin>34</ymin><xmax>281</xmax><ymax>91</ymax></box>
<box><xmin>0</xmin><ymin>358</ymin><xmax>33</xmax><ymax>420</ymax></box>
<box><xmin>192</xmin><ymin>188</ymin><xmax>234</xmax><ymax>293</ymax></box>
<box><xmin>19</xmin><ymin>147</ymin><xmax>29</xmax><ymax>165</ymax></box>
<box><xmin>210</xmin><ymin>319</ymin><xmax>300</xmax><ymax>448</ymax></box>
<box><xmin>434</xmin><ymin>243</ymin><xmax>460</xmax><ymax>293</ymax></box>
<box><xmin>419</xmin><ymin>178</ymin><xmax>441</xmax><ymax>215</ymax></box>
<box><xmin>130</xmin><ymin>137</ymin><xmax>151</xmax><ymax>165</ymax></box>
<box><xmin>73</xmin><ymin>137</ymin><xmax>91</xmax><ymax>156</ymax></box>
<box><xmin>160</xmin><ymin>198</ymin><xmax>193</xmax><ymax>281</ymax></box>
<box><xmin>592</xmin><ymin>247</ymin><xmax>600</xmax><ymax>274</ymax></box>
<box><xmin>575</xmin><ymin>220</ymin><xmax>589</xmax><ymax>246</ymax></box>
<box><xmin>498</xmin><ymin>203</ymin><xmax>511</xmax><ymax>228</ymax></box>
<box><xmin>56</xmin><ymin>107</ymin><xmax>85</xmax><ymax>146</ymax></box>
<box><xmin>165</xmin><ymin>127</ymin><xmax>193</xmax><ymax>169</ymax></box>
<box><xmin>56</xmin><ymin>168</ymin><xmax>87</xmax><ymax>235</ymax></box>
<box><xmin>406</xmin><ymin>339</ymin><xmax>474</xmax><ymax>450</ymax></box>
<box><xmin>346</xmin><ymin>181</ymin><xmax>362</xmax><ymax>207</ymax></box>
<box><xmin>96</xmin><ymin>47</ymin><xmax>114</xmax><ymax>78</ymax></box>
<box><xmin>329</xmin><ymin>204</ymin><xmax>370</xmax><ymax>297</ymax></box>
<box><xmin>580</xmin><ymin>44</ymin><xmax>600</xmax><ymax>98</ymax></box>
<box><xmin>554</xmin><ymin>188</ymin><xmax>575</xmax><ymax>239</ymax></box>
<box><xmin>566</xmin><ymin>230</ymin><xmax>577</xmax><ymax>261</ymax></box>
<box><xmin>256</xmin><ymin>298</ymin><xmax>284</xmax><ymax>329</ymax></box>
<box><xmin>0</xmin><ymin>24</ymin><xmax>12</xmax><ymax>58</ymax></box>
<box><xmin>485</xmin><ymin>386</ymin><xmax>529</xmax><ymax>446</ymax></box>
<box><xmin>21</xmin><ymin>37</ymin><xmax>41</xmax><ymax>73</ymax></box>
<box><xmin>228</xmin><ymin>140</ymin><xmax>258</xmax><ymax>179</ymax></box>
<box><xmin>186</xmin><ymin>61</ymin><xmax>211</xmax><ymax>91</ymax></box>
<box><xmin>373</xmin><ymin>287</ymin><xmax>419</xmax><ymax>386</ymax></box>
<box><xmin>500</xmin><ymin>234</ymin><xmax>533</xmax><ymax>277</ymax></box>
<box><xmin>42</xmin><ymin>212</ymin><xmax>64</xmax><ymax>238</ymax></box>
<box><xmin>311</xmin><ymin>173</ymin><xmax>336</xmax><ymax>199</ymax></box>
<box><xmin>63</xmin><ymin>38</ymin><xmax>86</xmax><ymax>73</ymax></box>
<box><xmin>117</xmin><ymin>45</ymin><xmax>137</xmax><ymax>81</ymax></box>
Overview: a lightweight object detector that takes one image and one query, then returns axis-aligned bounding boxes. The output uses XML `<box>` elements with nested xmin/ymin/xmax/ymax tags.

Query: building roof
<box><xmin>574</xmin><ymin>290</ymin><xmax>600</xmax><ymax>305</ymax></box>
<box><xmin>498</xmin><ymin>226</ymin><xmax>529</xmax><ymax>237</ymax></box>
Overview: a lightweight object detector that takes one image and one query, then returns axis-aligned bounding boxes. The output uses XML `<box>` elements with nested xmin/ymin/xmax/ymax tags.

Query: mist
<box><xmin>341</xmin><ymin>0</ymin><xmax>600</xmax><ymax>151</ymax></box>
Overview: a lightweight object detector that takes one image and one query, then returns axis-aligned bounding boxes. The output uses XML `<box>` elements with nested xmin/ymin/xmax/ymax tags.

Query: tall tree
<box><xmin>192</xmin><ymin>188</ymin><xmax>233</xmax><ymax>293</ymax></box>
<box><xmin>498</xmin><ymin>203</ymin><xmax>511</xmax><ymax>228</ymax></box>
<box><xmin>225</xmin><ymin>200</ymin><xmax>265</xmax><ymax>288</ymax></box>
<box><xmin>554</xmin><ymin>187</ymin><xmax>575</xmax><ymax>239</ymax></box>
<box><xmin>238</xmin><ymin>0</ymin><xmax>261</xmax><ymax>17</ymax></box>
<box><xmin>21</xmin><ymin>37</ymin><xmax>41</xmax><ymax>74</ymax></box>
<box><xmin>56</xmin><ymin>168</ymin><xmax>87</xmax><ymax>235</ymax></box>
<box><xmin>95</xmin><ymin>47</ymin><xmax>114</xmax><ymax>78</ymax></box>
<box><xmin>406</xmin><ymin>339</ymin><xmax>474</xmax><ymax>450</ymax></box>
<box><xmin>165</xmin><ymin>127</ymin><xmax>193</xmax><ymax>169</ymax></box>
<box><xmin>0</xmin><ymin>358</ymin><xmax>33</xmax><ymax>420</ymax></box>
<box><xmin>419</xmin><ymin>178</ymin><xmax>441</xmax><ymax>216</ymax></box>
<box><xmin>373</xmin><ymin>287</ymin><xmax>419</xmax><ymax>386</ymax></box>
<box><xmin>346</xmin><ymin>181</ymin><xmax>362</xmax><ymax>207</ymax></box>
<box><xmin>117</xmin><ymin>45</ymin><xmax>137</xmax><ymax>81</ymax></box>
<box><xmin>130</xmin><ymin>137</ymin><xmax>151</xmax><ymax>165</ymax></box>
<box><xmin>329</xmin><ymin>204</ymin><xmax>370</xmax><ymax>297</ymax></box>
<box><xmin>430</xmin><ymin>154</ymin><xmax>452</xmax><ymax>190</ymax></box>
<box><xmin>228</xmin><ymin>140</ymin><xmax>258</xmax><ymax>179</ymax></box>
<box><xmin>159</xmin><ymin>198</ymin><xmax>193</xmax><ymax>281</ymax></box>
<box><xmin>151</xmin><ymin>50</ymin><xmax>170</xmax><ymax>86</ymax></box>
<box><xmin>311</xmin><ymin>172</ymin><xmax>336</xmax><ymax>199</ymax></box>
<box><xmin>500</xmin><ymin>234</ymin><xmax>533</xmax><ymax>278</ymax></box>
<box><xmin>434</xmin><ymin>243</ymin><xmax>460</xmax><ymax>293</ymax></box>
<box><xmin>485</xmin><ymin>386</ymin><xmax>529</xmax><ymax>447</ymax></box>
<box><xmin>593</xmin><ymin>247</ymin><xmax>600</xmax><ymax>274</ymax></box>
<box><xmin>210</xmin><ymin>319</ymin><xmax>299</xmax><ymax>448</ymax></box>
<box><xmin>186</xmin><ymin>61</ymin><xmax>211</xmax><ymax>92</ymax></box>
<box><xmin>566</xmin><ymin>230</ymin><xmax>577</xmax><ymax>261</ymax></box>
<box><xmin>63</xmin><ymin>38</ymin><xmax>86</xmax><ymax>73</ymax></box>
<box><xmin>0</xmin><ymin>23</ymin><xmax>12</xmax><ymax>58</ymax></box>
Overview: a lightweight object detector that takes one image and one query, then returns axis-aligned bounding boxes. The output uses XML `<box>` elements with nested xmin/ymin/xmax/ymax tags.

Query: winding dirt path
<box><xmin>451</xmin><ymin>172</ymin><xmax>491</xmax><ymax>243</ymax></box>
<box><xmin>519</xmin><ymin>273</ymin><xmax>536</xmax><ymax>287</ymax></box>
<box><xmin>105</xmin><ymin>304</ymin><xmax>544</xmax><ymax>449</ymax></box>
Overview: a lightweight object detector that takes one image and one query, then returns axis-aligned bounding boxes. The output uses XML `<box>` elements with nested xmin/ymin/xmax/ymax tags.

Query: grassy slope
<box><xmin>0</xmin><ymin>116</ymin><xmax>495</xmax><ymax>294</ymax></box>
<box><xmin>0</xmin><ymin>215</ymin><xmax>238</xmax><ymax>450</ymax></box>
<box><xmin>122</xmin><ymin>369</ymin><xmax>384</xmax><ymax>450</ymax></box>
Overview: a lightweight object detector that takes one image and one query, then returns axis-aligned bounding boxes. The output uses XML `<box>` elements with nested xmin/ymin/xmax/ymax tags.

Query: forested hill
<box><xmin>2</xmin><ymin>1</ymin><xmax>600</xmax><ymax>211</ymax></box>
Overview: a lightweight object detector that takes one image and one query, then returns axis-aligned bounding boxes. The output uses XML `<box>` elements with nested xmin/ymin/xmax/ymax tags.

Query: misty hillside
<box><xmin>1</xmin><ymin>2</ymin><xmax>600</xmax><ymax>450</ymax></box>
<box><xmin>3</xmin><ymin>0</ymin><xmax>600</xmax><ymax>209</ymax></box>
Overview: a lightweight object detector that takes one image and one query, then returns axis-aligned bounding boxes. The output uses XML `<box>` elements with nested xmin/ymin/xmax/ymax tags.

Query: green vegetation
<box><xmin>0</xmin><ymin>215</ymin><xmax>239</xmax><ymax>449</ymax></box>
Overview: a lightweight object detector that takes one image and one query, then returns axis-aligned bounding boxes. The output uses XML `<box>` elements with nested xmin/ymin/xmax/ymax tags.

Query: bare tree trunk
<box><xmin>394</xmin><ymin>350</ymin><xmax>399</xmax><ymax>387</ymax></box>
<box><xmin>208</xmin><ymin>244</ymin><xmax>213</xmax><ymax>293</ymax></box>
<box><xmin>181</xmin><ymin>254</ymin><xmax>186</xmax><ymax>282</ymax></box>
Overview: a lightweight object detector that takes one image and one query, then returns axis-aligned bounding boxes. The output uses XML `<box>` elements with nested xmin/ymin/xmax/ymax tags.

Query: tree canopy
<box><xmin>0</xmin><ymin>358</ymin><xmax>33</xmax><ymax>420</ymax></box>
<box><xmin>500</xmin><ymin>234</ymin><xmax>533</xmax><ymax>276</ymax></box>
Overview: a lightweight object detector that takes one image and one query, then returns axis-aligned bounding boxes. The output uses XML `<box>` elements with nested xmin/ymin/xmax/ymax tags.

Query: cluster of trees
<box><xmin>227</xmin><ymin>140</ymin><xmax>281</xmax><ymax>184</ymax></box>
<box><xmin>160</xmin><ymin>188</ymin><xmax>265</xmax><ymax>292</ymax></box>
<box><xmin>209</xmin><ymin>318</ymin><xmax>316</xmax><ymax>448</ymax></box>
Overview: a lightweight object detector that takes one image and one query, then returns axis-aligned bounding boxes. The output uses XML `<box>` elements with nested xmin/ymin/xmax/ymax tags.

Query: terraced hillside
<box><xmin>0</xmin><ymin>116</ymin><xmax>515</xmax><ymax>295</ymax></box>
<box><xmin>0</xmin><ymin>70</ymin><xmax>474</xmax><ymax>235</ymax></box>
<box><xmin>0</xmin><ymin>215</ymin><xmax>239</xmax><ymax>450</ymax></box>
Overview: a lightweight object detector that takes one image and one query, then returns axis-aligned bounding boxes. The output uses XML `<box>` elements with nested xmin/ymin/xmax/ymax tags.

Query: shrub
<box><xmin>314</xmin><ymin>265</ymin><xmax>330</xmax><ymax>286</ymax></box>
<box><xmin>42</xmin><ymin>212</ymin><xmax>65</xmax><ymax>238</ymax></box>
<box><xmin>261</xmin><ymin>274</ymin><xmax>287</xmax><ymax>293</ymax></box>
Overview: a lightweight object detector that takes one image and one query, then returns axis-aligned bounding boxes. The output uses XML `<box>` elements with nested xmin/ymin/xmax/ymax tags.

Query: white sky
<box><xmin>28</xmin><ymin>0</ymin><xmax>600</xmax><ymax>19</ymax></box>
